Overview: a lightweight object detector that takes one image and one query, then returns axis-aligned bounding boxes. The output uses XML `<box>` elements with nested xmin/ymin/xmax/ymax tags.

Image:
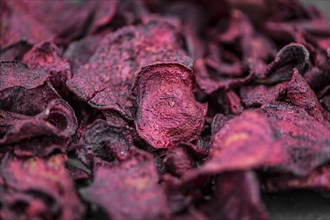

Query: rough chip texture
<box><xmin>85</xmin><ymin>150</ymin><xmax>169</xmax><ymax>220</ymax></box>
<box><xmin>67</xmin><ymin>18</ymin><xmax>192</xmax><ymax>118</ymax></box>
<box><xmin>134</xmin><ymin>63</ymin><xmax>207</xmax><ymax>149</ymax></box>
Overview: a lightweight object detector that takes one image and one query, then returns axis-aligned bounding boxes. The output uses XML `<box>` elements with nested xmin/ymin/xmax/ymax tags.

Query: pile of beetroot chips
<box><xmin>1</xmin><ymin>0</ymin><xmax>330</xmax><ymax>219</ymax></box>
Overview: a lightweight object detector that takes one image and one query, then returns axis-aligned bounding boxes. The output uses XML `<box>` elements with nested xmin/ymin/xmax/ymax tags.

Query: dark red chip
<box><xmin>198</xmin><ymin>171</ymin><xmax>268</xmax><ymax>220</ymax></box>
<box><xmin>84</xmin><ymin>150</ymin><xmax>169</xmax><ymax>220</ymax></box>
<box><xmin>67</xmin><ymin>18</ymin><xmax>192</xmax><ymax>119</ymax></box>
<box><xmin>1</xmin><ymin>99</ymin><xmax>78</xmax><ymax>157</ymax></box>
<box><xmin>0</xmin><ymin>154</ymin><xmax>85</xmax><ymax>220</ymax></box>
<box><xmin>134</xmin><ymin>63</ymin><xmax>207</xmax><ymax>149</ymax></box>
<box><xmin>76</xmin><ymin>119</ymin><xmax>133</xmax><ymax>169</ymax></box>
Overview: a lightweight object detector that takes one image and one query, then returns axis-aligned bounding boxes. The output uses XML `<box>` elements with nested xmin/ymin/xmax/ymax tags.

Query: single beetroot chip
<box><xmin>320</xmin><ymin>93</ymin><xmax>330</xmax><ymax>113</ymax></box>
<box><xmin>224</xmin><ymin>90</ymin><xmax>244</xmax><ymax>114</ymax></box>
<box><xmin>67</xmin><ymin>18</ymin><xmax>192</xmax><ymax>118</ymax></box>
<box><xmin>304</xmin><ymin>67</ymin><xmax>330</xmax><ymax>94</ymax></box>
<box><xmin>0</xmin><ymin>154</ymin><xmax>85</xmax><ymax>220</ymax></box>
<box><xmin>64</xmin><ymin>34</ymin><xmax>105</xmax><ymax>74</ymax></box>
<box><xmin>134</xmin><ymin>63</ymin><xmax>207</xmax><ymax>149</ymax></box>
<box><xmin>0</xmin><ymin>83</ymin><xmax>59</xmax><ymax>117</ymax></box>
<box><xmin>0</xmin><ymin>61</ymin><xmax>50</xmax><ymax>91</ymax></box>
<box><xmin>259</xmin><ymin>102</ymin><xmax>330</xmax><ymax>175</ymax></box>
<box><xmin>211</xmin><ymin>113</ymin><xmax>236</xmax><ymax>135</ymax></box>
<box><xmin>184</xmin><ymin>111</ymin><xmax>283</xmax><ymax>178</ymax></box>
<box><xmin>84</xmin><ymin>150</ymin><xmax>169</xmax><ymax>220</ymax></box>
<box><xmin>0</xmin><ymin>0</ymin><xmax>54</xmax><ymax>49</ymax></box>
<box><xmin>0</xmin><ymin>99</ymin><xmax>78</xmax><ymax>157</ymax></box>
<box><xmin>0</xmin><ymin>61</ymin><xmax>59</xmax><ymax>116</ymax></box>
<box><xmin>194</xmin><ymin>58</ymin><xmax>253</xmax><ymax>95</ymax></box>
<box><xmin>0</xmin><ymin>41</ymin><xmax>32</xmax><ymax>61</ymax></box>
<box><xmin>198</xmin><ymin>171</ymin><xmax>268</xmax><ymax>220</ymax></box>
<box><xmin>260</xmin><ymin>164</ymin><xmax>330</xmax><ymax>193</ymax></box>
<box><xmin>163</xmin><ymin>145</ymin><xmax>199</xmax><ymax>178</ymax></box>
<box><xmin>257</xmin><ymin>43</ymin><xmax>310</xmax><ymax>84</ymax></box>
<box><xmin>22</xmin><ymin>41</ymin><xmax>71</xmax><ymax>89</ymax></box>
<box><xmin>239</xmin><ymin>83</ymin><xmax>287</xmax><ymax>107</ymax></box>
<box><xmin>76</xmin><ymin>119</ymin><xmax>133</xmax><ymax>169</ymax></box>
<box><xmin>87</xmin><ymin>0</ymin><xmax>118</xmax><ymax>34</ymax></box>
<box><xmin>287</xmin><ymin>68</ymin><xmax>329</xmax><ymax>123</ymax></box>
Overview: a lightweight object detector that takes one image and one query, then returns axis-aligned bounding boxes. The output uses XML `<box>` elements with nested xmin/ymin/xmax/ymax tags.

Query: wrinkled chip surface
<box><xmin>134</xmin><ymin>63</ymin><xmax>207</xmax><ymax>149</ymax></box>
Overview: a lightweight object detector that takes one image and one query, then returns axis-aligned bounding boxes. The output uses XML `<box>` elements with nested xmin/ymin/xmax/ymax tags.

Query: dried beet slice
<box><xmin>22</xmin><ymin>41</ymin><xmax>71</xmax><ymax>89</ymax></box>
<box><xmin>304</xmin><ymin>67</ymin><xmax>330</xmax><ymax>94</ymax></box>
<box><xmin>134</xmin><ymin>63</ymin><xmax>207</xmax><ymax>149</ymax></box>
<box><xmin>64</xmin><ymin>34</ymin><xmax>104</xmax><ymax>74</ymax></box>
<box><xmin>198</xmin><ymin>171</ymin><xmax>268</xmax><ymax>220</ymax></box>
<box><xmin>211</xmin><ymin>113</ymin><xmax>236</xmax><ymax>135</ymax></box>
<box><xmin>0</xmin><ymin>83</ymin><xmax>59</xmax><ymax>116</ymax></box>
<box><xmin>76</xmin><ymin>119</ymin><xmax>133</xmax><ymax>169</ymax></box>
<box><xmin>260</xmin><ymin>102</ymin><xmax>330</xmax><ymax>175</ymax></box>
<box><xmin>0</xmin><ymin>154</ymin><xmax>85</xmax><ymax>220</ymax></box>
<box><xmin>0</xmin><ymin>41</ymin><xmax>32</xmax><ymax>61</ymax></box>
<box><xmin>0</xmin><ymin>0</ymin><xmax>54</xmax><ymax>49</ymax></box>
<box><xmin>257</xmin><ymin>43</ymin><xmax>310</xmax><ymax>84</ymax></box>
<box><xmin>163</xmin><ymin>145</ymin><xmax>197</xmax><ymax>178</ymax></box>
<box><xmin>184</xmin><ymin>111</ymin><xmax>283</xmax><ymax>178</ymax></box>
<box><xmin>0</xmin><ymin>61</ymin><xmax>59</xmax><ymax>116</ymax></box>
<box><xmin>0</xmin><ymin>61</ymin><xmax>51</xmax><ymax>91</ymax></box>
<box><xmin>0</xmin><ymin>99</ymin><xmax>77</xmax><ymax>157</ymax></box>
<box><xmin>88</xmin><ymin>0</ymin><xmax>118</xmax><ymax>34</ymax></box>
<box><xmin>224</xmin><ymin>90</ymin><xmax>244</xmax><ymax>114</ymax></box>
<box><xmin>67</xmin><ymin>18</ymin><xmax>192</xmax><ymax>119</ymax></box>
<box><xmin>287</xmin><ymin>68</ymin><xmax>329</xmax><ymax>123</ymax></box>
<box><xmin>84</xmin><ymin>150</ymin><xmax>169</xmax><ymax>220</ymax></box>
<box><xmin>239</xmin><ymin>83</ymin><xmax>287</xmax><ymax>107</ymax></box>
<box><xmin>260</xmin><ymin>164</ymin><xmax>330</xmax><ymax>193</ymax></box>
<box><xmin>320</xmin><ymin>93</ymin><xmax>330</xmax><ymax>113</ymax></box>
<box><xmin>194</xmin><ymin>58</ymin><xmax>253</xmax><ymax>94</ymax></box>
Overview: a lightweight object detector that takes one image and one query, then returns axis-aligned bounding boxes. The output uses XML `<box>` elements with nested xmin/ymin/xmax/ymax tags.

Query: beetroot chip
<box><xmin>84</xmin><ymin>150</ymin><xmax>169</xmax><ymax>219</ymax></box>
<box><xmin>259</xmin><ymin>102</ymin><xmax>330</xmax><ymax>175</ymax></box>
<box><xmin>194</xmin><ymin>53</ymin><xmax>253</xmax><ymax>95</ymax></box>
<box><xmin>198</xmin><ymin>171</ymin><xmax>268</xmax><ymax>220</ymax></box>
<box><xmin>258</xmin><ymin>43</ymin><xmax>310</xmax><ymax>84</ymax></box>
<box><xmin>0</xmin><ymin>41</ymin><xmax>32</xmax><ymax>61</ymax></box>
<box><xmin>287</xmin><ymin>68</ymin><xmax>329</xmax><ymax>123</ymax></box>
<box><xmin>134</xmin><ymin>63</ymin><xmax>207</xmax><ymax>149</ymax></box>
<box><xmin>0</xmin><ymin>83</ymin><xmax>59</xmax><ymax>117</ymax></box>
<box><xmin>64</xmin><ymin>35</ymin><xmax>104</xmax><ymax>74</ymax></box>
<box><xmin>239</xmin><ymin>83</ymin><xmax>287</xmax><ymax>107</ymax></box>
<box><xmin>0</xmin><ymin>154</ymin><xmax>85</xmax><ymax>220</ymax></box>
<box><xmin>193</xmin><ymin>10</ymin><xmax>275</xmax><ymax>94</ymax></box>
<box><xmin>0</xmin><ymin>99</ymin><xmax>78</xmax><ymax>157</ymax></box>
<box><xmin>184</xmin><ymin>111</ymin><xmax>282</xmax><ymax>178</ymax></box>
<box><xmin>67</xmin><ymin>18</ymin><xmax>192</xmax><ymax>118</ymax></box>
<box><xmin>163</xmin><ymin>144</ymin><xmax>200</xmax><ymax>178</ymax></box>
<box><xmin>87</xmin><ymin>0</ymin><xmax>118</xmax><ymax>34</ymax></box>
<box><xmin>0</xmin><ymin>61</ymin><xmax>51</xmax><ymax>91</ymax></box>
<box><xmin>76</xmin><ymin>119</ymin><xmax>133</xmax><ymax>169</ymax></box>
<box><xmin>260</xmin><ymin>164</ymin><xmax>330</xmax><ymax>193</ymax></box>
<box><xmin>22</xmin><ymin>41</ymin><xmax>71</xmax><ymax>90</ymax></box>
<box><xmin>0</xmin><ymin>61</ymin><xmax>59</xmax><ymax>117</ymax></box>
<box><xmin>0</xmin><ymin>0</ymin><xmax>54</xmax><ymax>49</ymax></box>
